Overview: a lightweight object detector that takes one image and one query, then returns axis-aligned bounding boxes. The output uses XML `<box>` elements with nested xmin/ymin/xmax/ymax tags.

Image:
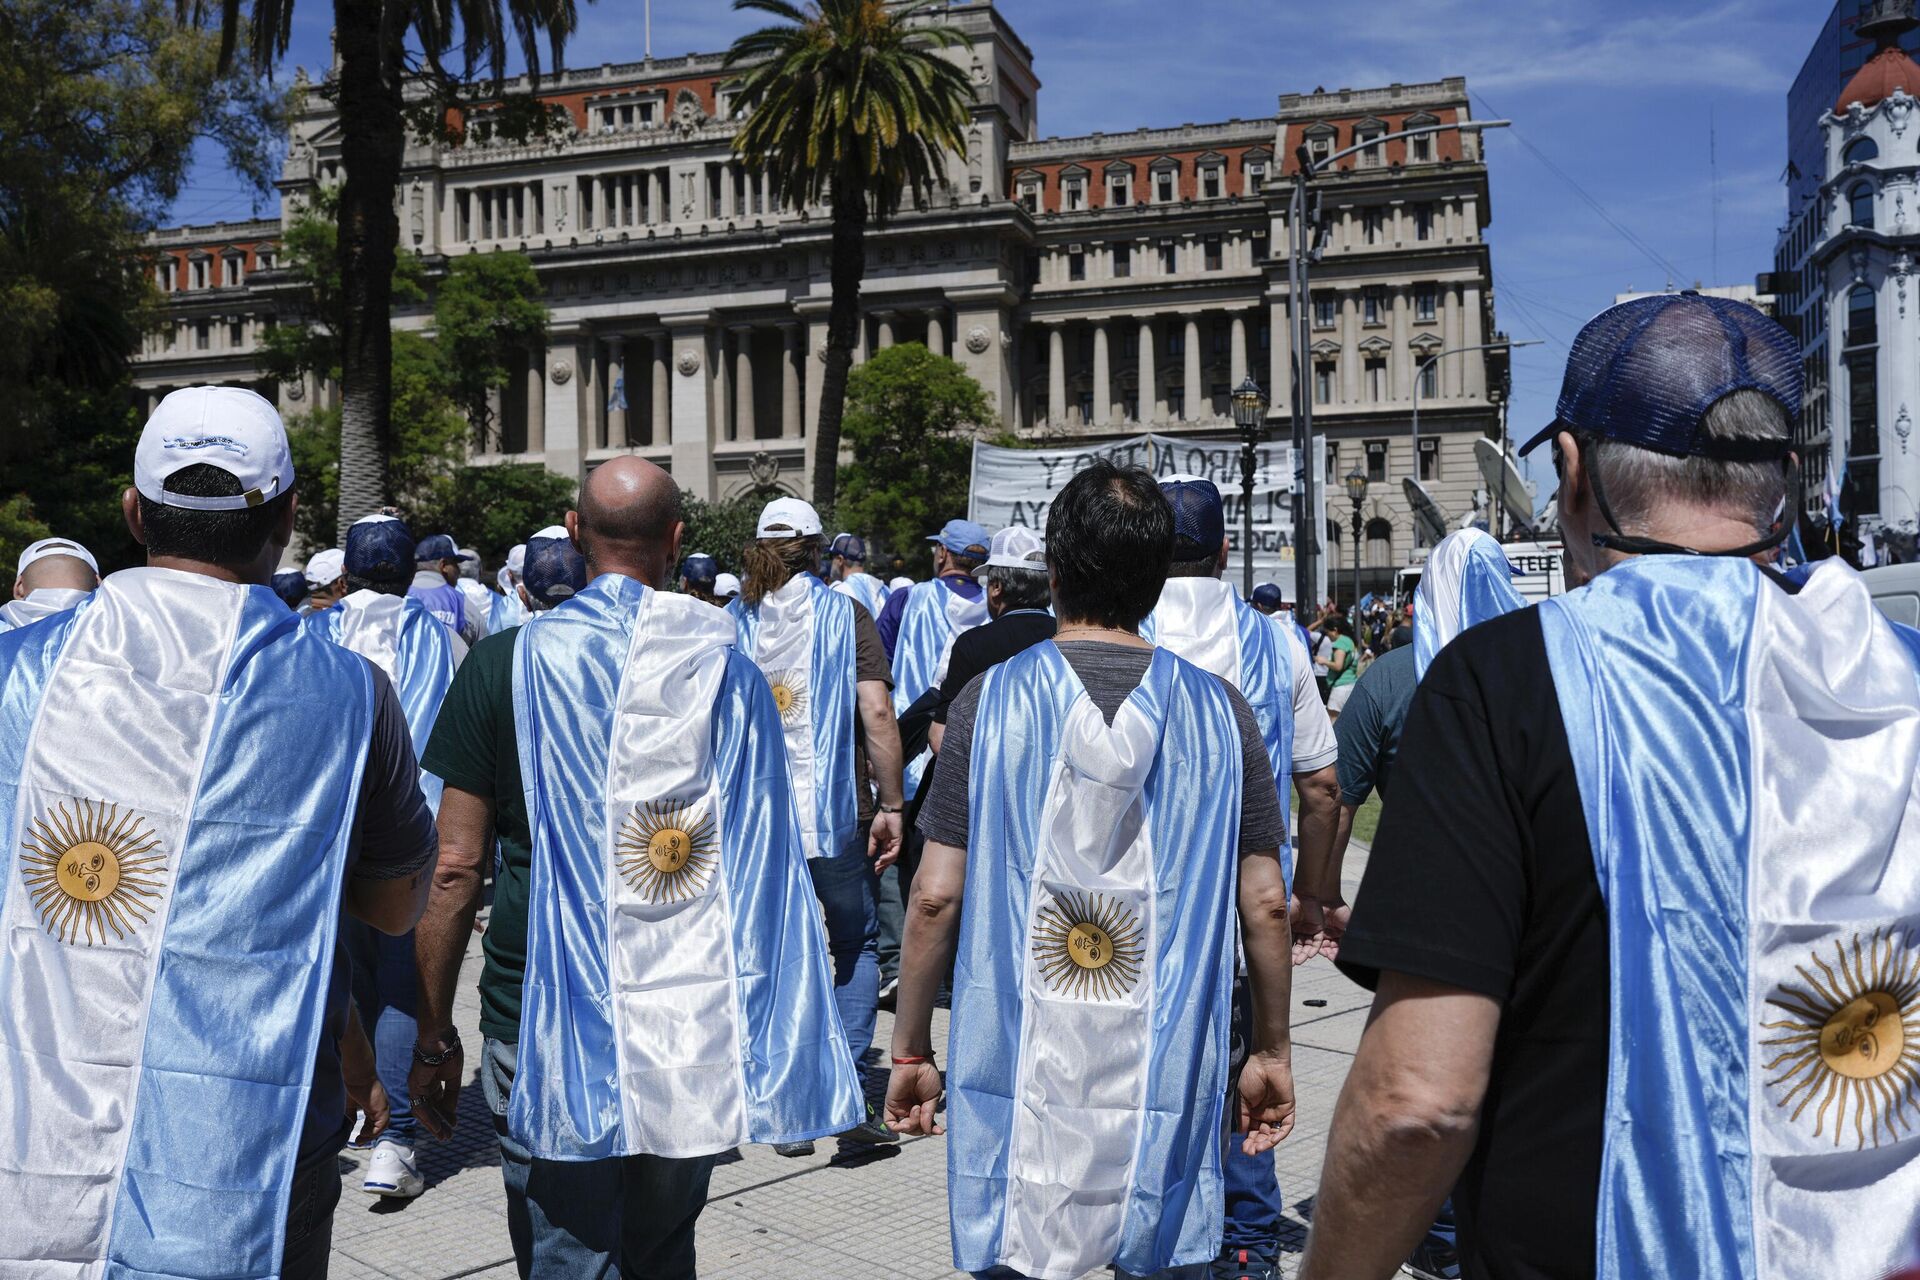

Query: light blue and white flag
<box><xmin>891</xmin><ymin>578</ymin><xmax>988</xmax><ymax>800</ymax></box>
<box><xmin>947</xmin><ymin>643</ymin><xmax>1243</xmax><ymax>1279</ymax></box>
<box><xmin>306</xmin><ymin>590</ymin><xmax>457</xmax><ymax>811</ymax></box>
<box><xmin>509</xmin><ymin>575</ymin><xmax>862</xmax><ymax>1159</ymax></box>
<box><xmin>490</xmin><ymin>583</ymin><xmax>530</xmax><ymax>634</ymax></box>
<box><xmin>0</xmin><ymin>586</ymin><xmax>90</xmax><ymax>635</ymax></box>
<box><xmin>1143</xmin><ymin>576</ymin><xmax>1295</xmax><ymax>886</ymax></box>
<box><xmin>729</xmin><ymin>573</ymin><xmax>859</xmax><ymax>861</ymax></box>
<box><xmin>1542</xmin><ymin>556</ymin><xmax>1920</xmax><ymax>1278</ymax></box>
<box><xmin>0</xmin><ymin>568</ymin><xmax>372</xmax><ymax>1277</ymax></box>
<box><xmin>831</xmin><ymin>571</ymin><xmax>890</xmax><ymax>618</ymax></box>
<box><xmin>1413</xmin><ymin>527</ymin><xmax>1529</xmax><ymax>679</ymax></box>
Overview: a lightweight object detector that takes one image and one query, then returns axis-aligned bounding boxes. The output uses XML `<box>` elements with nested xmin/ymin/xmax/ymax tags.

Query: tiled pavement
<box><xmin>330</xmin><ymin>843</ymin><xmax>1375</xmax><ymax>1279</ymax></box>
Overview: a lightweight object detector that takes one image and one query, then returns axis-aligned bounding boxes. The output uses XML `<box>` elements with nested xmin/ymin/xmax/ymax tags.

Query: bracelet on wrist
<box><xmin>891</xmin><ymin>1053</ymin><xmax>935</xmax><ymax>1066</ymax></box>
<box><xmin>877</xmin><ymin>804</ymin><xmax>904</xmax><ymax>814</ymax></box>
<box><xmin>413</xmin><ymin>1028</ymin><xmax>462</xmax><ymax>1067</ymax></box>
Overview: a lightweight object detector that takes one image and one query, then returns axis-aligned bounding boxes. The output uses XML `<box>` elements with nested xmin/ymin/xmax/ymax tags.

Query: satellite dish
<box><xmin>1474</xmin><ymin>437</ymin><xmax>1537</xmax><ymax>531</ymax></box>
<box><xmin>1403</xmin><ymin>477</ymin><xmax>1451</xmax><ymax>547</ymax></box>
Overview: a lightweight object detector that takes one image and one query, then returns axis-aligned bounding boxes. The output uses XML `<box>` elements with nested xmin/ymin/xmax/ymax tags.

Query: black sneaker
<box><xmin>1211</xmin><ymin>1243</ymin><xmax>1278</xmax><ymax>1280</ymax></box>
<box><xmin>771</xmin><ymin>1140</ymin><xmax>815</xmax><ymax>1157</ymax></box>
<box><xmin>876</xmin><ymin>977</ymin><xmax>899</xmax><ymax>1012</ymax></box>
<box><xmin>1402</xmin><ymin>1236</ymin><xmax>1461</xmax><ymax>1280</ymax></box>
<box><xmin>835</xmin><ymin>1103</ymin><xmax>901</xmax><ymax>1146</ymax></box>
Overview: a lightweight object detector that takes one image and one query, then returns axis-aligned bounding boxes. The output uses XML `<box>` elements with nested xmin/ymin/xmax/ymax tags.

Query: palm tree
<box><xmin>724</xmin><ymin>0</ymin><xmax>973</xmax><ymax>510</ymax></box>
<box><xmin>180</xmin><ymin>0</ymin><xmax>578</xmax><ymax>540</ymax></box>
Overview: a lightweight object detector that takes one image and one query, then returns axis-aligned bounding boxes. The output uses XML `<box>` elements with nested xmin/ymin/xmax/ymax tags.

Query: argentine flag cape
<box><xmin>0</xmin><ymin>568</ymin><xmax>372</xmax><ymax>1277</ymax></box>
<box><xmin>489</xmin><ymin>581</ymin><xmax>530</xmax><ymax>635</ymax></box>
<box><xmin>508</xmin><ymin>574</ymin><xmax>863</xmax><ymax>1159</ymax></box>
<box><xmin>831</xmin><ymin>571</ymin><xmax>889</xmax><ymax>618</ymax></box>
<box><xmin>948</xmin><ymin>642</ymin><xmax>1243</xmax><ymax>1279</ymax></box>
<box><xmin>728</xmin><ymin>573</ymin><xmax>859</xmax><ymax>861</ymax></box>
<box><xmin>1142</xmin><ymin>577</ymin><xmax>1295</xmax><ymax>886</ymax></box>
<box><xmin>1542</xmin><ymin>556</ymin><xmax>1920</xmax><ymax>1277</ymax></box>
<box><xmin>305</xmin><ymin>590</ymin><xmax>457</xmax><ymax>810</ymax></box>
<box><xmin>891</xmin><ymin>577</ymin><xmax>988</xmax><ymax>799</ymax></box>
<box><xmin>1414</xmin><ymin>527</ymin><xmax>1528</xmax><ymax>679</ymax></box>
<box><xmin>0</xmin><ymin>587</ymin><xmax>91</xmax><ymax>635</ymax></box>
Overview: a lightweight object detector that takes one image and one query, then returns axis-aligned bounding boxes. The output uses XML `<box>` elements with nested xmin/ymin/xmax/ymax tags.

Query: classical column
<box><xmin>600</xmin><ymin>177</ymin><xmax>615</xmax><ymax>232</ymax></box>
<box><xmin>649</xmin><ymin>330</ymin><xmax>671</xmax><ymax>447</ymax></box>
<box><xmin>1443</xmin><ymin>285</ymin><xmax>1463</xmax><ymax>398</ymax></box>
<box><xmin>1181</xmin><ymin>233</ymin><xmax>1197</xmax><ymax>274</ymax></box>
<box><xmin>1047</xmin><ymin>323</ymin><xmax>1066</xmax><ymax>428</ymax></box>
<box><xmin>486</xmin><ymin>386</ymin><xmax>504</xmax><ymax>445</ymax></box>
<box><xmin>927</xmin><ymin>310</ymin><xmax>947</xmax><ymax>357</ymax></box>
<box><xmin>525</xmin><ymin>342</ymin><xmax>545</xmax><ymax>453</ymax></box>
<box><xmin>1183</xmin><ymin>318</ymin><xmax>1202</xmax><ymax>421</ymax></box>
<box><xmin>544</xmin><ymin>327</ymin><xmax>589</xmax><ymax>484</ymax></box>
<box><xmin>711</xmin><ymin>329</ymin><xmax>732</xmax><ymax>440</ymax></box>
<box><xmin>732</xmin><ymin>324</ymin><xmax>758</xmax><ymax>439</ymax></box>
<box><xmin>1463</xmin><ymin>285</ymin><xmax>1487</xmax><ymax>399</ymax></box>
<box><xmin>1342</xmin><ymin>293</ymin><xmax>1362</xmax><ymax>404</ymax></box>
<box><xmin>1229</xmin><ymin>314</ymin><xmax>1248</xmax><ymax>389</ymax></box>
<box><xmin>1270</xmin><ymin>295</ymin><xmax>1292</xmax><ymax>414</ymax></box>
<box><xmin>876</xmin><ymin>312</ymin><xmax>897</xmax><ymax>350</ymax></box>
<box><xmin>1092</xmin><ymin>321</ymin><xmax>1112</xmax><ymax>424</ymax></box>
<box><xmin>1390</xmin><ymin>287</ymin><xmax>1412</xmax><ymax>402</ymax></box>
<box><xmin>803</xmin><ymin>313</ymin><xmax>829</xmax><ymax>436</ymax></box>
<box><xmin>605</xmin><ymin>335</ymin><xmax>627</xmax><ymax>446</ymax></box>
<box><xmin>778</xmin><ymin>324</ymin><xmax>803</xmax><ymax>438</ymax></box>
<box><xmin>1138</xmin><ymin>317</ymin><xmax>1157</xmax><ymax>424</ymax></box>
<box><xmin>668</xmin><ymin>318</ymin><xmax>714</xmax><ymax>498</ymax></box>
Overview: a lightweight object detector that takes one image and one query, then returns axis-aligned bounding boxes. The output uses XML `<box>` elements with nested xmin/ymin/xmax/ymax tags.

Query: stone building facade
<box><xmin>132</xmin><ymin>1</ymin><xmax>1507</xmax><ymax>585</ymax></box>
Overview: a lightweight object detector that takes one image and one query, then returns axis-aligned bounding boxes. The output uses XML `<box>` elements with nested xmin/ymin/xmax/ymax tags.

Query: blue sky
<box><xmin>168</xmin><ymin>0</ymin><xmax>1826</xmax><ymax>501</ymax></box>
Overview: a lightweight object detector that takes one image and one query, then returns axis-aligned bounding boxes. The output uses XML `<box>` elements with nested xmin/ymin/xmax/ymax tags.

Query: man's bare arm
<box><xmin>1299</xmin><ymin>973</ymin><xmax>1499</xmax><ymax>1280</ymax></box>
<box><xmin>884</xmin><ymin>838</ymin><xmax>968</xmax><ymax>1135</ymax></box>
<box><xmin>857</xmin><ymin>678</ymin><xmax>906</xmax><ymax>869</ymax></box>
<box><xmin>345</xmin><ymin>861</ymin><xmax>433</xmax><ymax>936</ymax></box>
<box><xmin>408</xmin><ymin>784</ymin><xmax>493</xmax><ymax>1141</ymax></box>
<box><xmin>1236</xmin><ymin>842</ymin><xmax>1296</xmax><ymax>1152</ymax></box>
<box><xmin>1289</xmin><ymin>763</ymin><xmax>1342</xmax><ymax>900</ymax></box>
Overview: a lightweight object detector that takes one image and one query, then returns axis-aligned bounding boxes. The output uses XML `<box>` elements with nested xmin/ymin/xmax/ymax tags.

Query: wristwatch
<box><xmin>877</xmin><ymin>804</ymin><xmax>904</xmax><ymax>814</ymax></box>
<box><xmin>413</xmin><ymin>1028</ymin><xmax>462</xmax><ymax>1067</ymax></box>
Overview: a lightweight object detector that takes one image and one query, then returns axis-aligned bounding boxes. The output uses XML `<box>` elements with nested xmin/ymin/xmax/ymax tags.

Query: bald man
<box><xmin>411</xmin><ymin>458</ymin><xmax>860</xmax><ymax>1279</ymax></box>
<box><xmin>1</xmin><ymin>538</ymin><xmax>101</xmax><ymax>634</ymax></box>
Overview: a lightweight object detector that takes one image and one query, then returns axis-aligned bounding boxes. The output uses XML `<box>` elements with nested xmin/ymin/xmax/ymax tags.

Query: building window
<box><xmin>1846</xmin><ymin>137</ymin><xmax>1879</xmax><ymax>165</ymax></box>
<box><xmin>1844</xmin><ymin>461</ymin><xmax>1881</xmax><ymax>518</ymax></box>
<box><xmin>1159</xmin><ymin>241</ymin><xmax>1178</xmax><ymax>274</ymax></box>
<box><xmin>1114</xmin><ymin>243</ymin><xmax>1132</xmax><ymax>278</ymax></box>
<box><xmin>1418</xmin><ymin>437</ymin><xmax>1440</xmax><ymax>480</ymax></box>
<box><xmin>157</xmin><ymin>260</ymin><xmax>177</xmax><ymax>290</ymax></box>
<box><xmin>190</xmin><ymin>259</ymin><xmax>208</xmax><ymax>289</ymax></box>
<box><xmin>1419</xmin><ymin>360</ymin><xmax>1439</xmax><ymax>399</ymax></box>
<box><xmin>1204</xmin><ymin>234</ymin><xmax>1223</xmax><ymax>271</ymax></box>
<box><xmin>1850</xmin><ymin>181</ymin><xmax>1876</xmax><ymax>228</ymax></box>
<box><xmin>1415</xmin><ymin>203</ymin><xmax>1434</xmax><ymax>241</ymax></box>
<box><xmin>1410</xmin><ymin>134</ymin><xmax>1432</xmax><ymax>163</ymax></box>
<box><xmin>1309</xmin><ymin>134</ymin><xmax>1333</xmax><ymax>165</ymax></box>
<box><xmin>1019</xmin><ymin>182</ymin><xmax>1040</xmax><ymax>213</ymax></box>
<box><xmin>228</xmin><ymin>320</ymin><xmax>244</xmax><ymax>349</ymax></box>
<box><xmin>1167</xmin><ymin>326</ymin><xmax>1186</xmax><ymax>357</ymax></box>
<box><xmin>1849</xmin><ymin>350</ymin><xmax>1880</xmax><ymax>458</ymax></box>
<box><xmin>1069</xmin><ymin>250</ymin><xmax>1086</xmax><ymax>281</ymax></box>
<box><xmin>1363</xmin><ymin>209</ymin><xmax>1383</xmax><ymax>245</ymax></box>
<box><xmin>223</xmin><ymin>256</ymin><xmax>244</xmax><ymax>287</ymax></box>
<box><xmin>1363</xmin><ymin>288</ymin><xmax>1383</xmax><ymax>325</ymax></box>
<box><xmin>1168</xmin><ymin>387</ymin><xmax>1186</xmax><ymax>418</ymax></box>
<box><xmin>1366</xmin><ymin>359</ymin><xmax>1386</xmax><ymax>402</ymax></box>
<box><xmin>1315</xmin><ymin>363</ymin><xmax>1334</xmax><ymax>404</ymax></box>
<box><xmin>1356</xmin><ymin>129</ymin><xmax>1384</xmax><ymax>167</ymax></box>
<box><xmin>1314</xmin><ymin>295</ymin><xmax>1336</xmax><ymax>328</ymax></box>
<box><xmin>1154</xmin><ymin>168</ymin><xmax>1177</xmax><ymax>203</ymax></box>
<box><xmin>1202</xmin><ymin>166</ymin><xmax>1222</xmax><ymax>200</ymax></box>
<box><xmin>1365</xmin><ymin>440</ymin><xmax>1388</xmax><ymax>481</ymax></box>
<box><xmin>1121</xmin><ymin>328</ymin><xmax>1138</xmax><ymax>358</ymax></box>
<box><xmin>1064</xmin><ymin>177</ymin><xmax>1086</xmax><ymax>211</ymax></box>
<box><xmin>1245</xmin><ymin>160</ymin><xmax>1267</xmax><ymax>194</ymax></box>
<box><xmin>1211</xmin><ymin>324</ymin><xmax>1229</xmax><ymax>356</ymax></box>
<box><xmin>1849</xmin><ymin>285</ymin><xmax>1878</xmax><ymax>347</ymax></box>
<box><xmin>1415</xmin><ymin>286</ymin><xmax>1437</xmax><ymax>322</ymax></box>
<box><xmin>194</xmin><ymin>320</ymin><xmax>210</xmax><ymax>350</ymax></box>
<box><xmin>1365</xmin><ymin>518</ymin><xmax>1394</xmax><ymax>569</ymax></box>
<box><xmin>1078</xmin><ymin>391</ymin><xmax>1094</xmax><ymax>424</ymax></box>
<box><xmin>1109</xmin><ymin>173</ymin><xmax>1130</xmax><ymax>206</ymax></box>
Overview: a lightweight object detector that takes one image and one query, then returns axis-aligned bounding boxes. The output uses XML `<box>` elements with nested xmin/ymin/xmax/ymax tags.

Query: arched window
<box><xmin>1850</xmin><ymin>285</ymin><xmax>1878</xmax><ymax>347</ymax></box>
<box><xmin>1365</xmin><ymin>518</ymin><xmax>1395</xmax><ymax>569</ymax></box>
<box><xmin>1850</xmin><ymin>181</ymin><xmax>1876</xmax><ymax>228</ymax></box>
<box><xmin>1845</xmin><ymin>137</ymin><xmax>1879</xmax><ymax>166</ymax></box>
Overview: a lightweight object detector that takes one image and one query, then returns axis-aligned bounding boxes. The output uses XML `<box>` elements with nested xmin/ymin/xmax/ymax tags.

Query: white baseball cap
<box><xmin>890</xmin><ymin>576</ymin><xmax>914</xmax><ymax>591</ymax></box>
<box><xmin>756</xmin><ymin>497</ymin><xmax>822</xmax><ymax>538</ymax></box>
<box><xmin>303</xmin><ymin>547</ymin><xmax>345</xmax><ymax>588</ymax></box>
<box><xmin>505</xmin><ymin>544</ymin><xmax>527</xmax><ymax>575</ymax></box>
<box><xmin>714</xmin><ymin>572</ymin><xmax>742</xmax><ymax>599</ymax></box>
<box><xmin>530</xmin><ymin>525</ymin><xmax>570</xmax><ymax>542</ymax></box>
<box><xmin>16</xmin><ymin>537</ymin><xmax>99</xmax><ymax>579</ymax></box>
<box><xmin>135</xmin><ymin>386</ymin><xmax>295</xmax><ymax>511</ymax></box>
<box><xmin>977</xmin><ymin>526</ymin><xmax>1047</xmax><ymax>575</ymax></box>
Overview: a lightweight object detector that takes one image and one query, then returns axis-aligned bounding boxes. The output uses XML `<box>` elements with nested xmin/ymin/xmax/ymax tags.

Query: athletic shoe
<box><xmin>772</xmin><ymin>1140</ymin><xmax>815</xmax><ymax>1157</ymax></box>
<box><xmin>361</xmin><ymin>1142</ymin><xmax>424</xmax><ymax>1198</ymax></box>
<box><xmin>1211</xmin><ymin>1243</ymin><xmax>1278</xmax><ymax>1280</ymax></box>
<box><xmin>1402</xmin><ymin>1237</ymin><xmax>1461</xmax><ymax>1280</ymax></box>
<box><xmin>835</xmin><ymin>1103</ymin><xmax>901</xmax><ymax>1147</ymax></box>
<box><xmin>876</xmin><ymin>976</ymin><xmax>899</xmax><ymax>1012</ymax></box>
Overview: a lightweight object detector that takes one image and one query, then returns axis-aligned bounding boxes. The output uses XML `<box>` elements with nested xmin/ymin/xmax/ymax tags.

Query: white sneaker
<box><xmin>361</xmin><ymin>1142</ymin><xmax>424</xmax><ymax>1198</ymax></box>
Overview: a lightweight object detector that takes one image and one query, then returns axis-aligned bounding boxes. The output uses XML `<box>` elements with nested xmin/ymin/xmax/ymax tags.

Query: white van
<box><xmin>1864</xmin><ymin>563</ymin><xmax>1920</xmax><ymax>628</ymax></box>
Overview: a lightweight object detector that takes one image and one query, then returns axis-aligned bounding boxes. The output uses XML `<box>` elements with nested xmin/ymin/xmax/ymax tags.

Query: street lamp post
<box><xmin>1288</xmin><ymin>116</ymin><xmax>1509</xmax><ymax>606</ymax></box>
<box><xmin>1231</xmin><ymin>375</ymin><xmax>1269</xmax><ymax>597</ymax></box>
<box><xmin>1344</xmin><ymin>466</ymin><xmax>1369</xmax><ymax>612</ymax></box>
<box><xmin>1410</xmin><ymin>339</ymin><xmax>1543</xmax><ymax>541</ymax></box>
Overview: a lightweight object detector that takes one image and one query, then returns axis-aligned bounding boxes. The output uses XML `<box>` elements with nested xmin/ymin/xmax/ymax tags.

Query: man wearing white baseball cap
<box><xmin>490</xmin><ymin>543</ymin><xmax>531</xmax><ymax>632</ymax></box>
<box><xmin>303</xmin><ymin>546</ymin><xmax>347</xmax><ymax>613</ymax></box>
<box><xmin>0</xmin><ymin>537</ymin><xmax>100</xmax><ymax>633</ymax></box>
<box><xmin>0</xmin><ymin>386</ymin><xmax>437</xmax><ymax>1280</ymax></box>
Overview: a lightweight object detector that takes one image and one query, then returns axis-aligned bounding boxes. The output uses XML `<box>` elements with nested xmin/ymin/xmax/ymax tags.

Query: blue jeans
<box><xmin>481</xmin><ymin>1038</ymin><xmax>716</xmax><ymax>1280</ymax></box>
<box><xmin>1222</xmin><ymin>975</ymin><xmax>1281</xmax><ymax>1252</ymax></box>
<box><xmin>875</xmin><ymin>863</ymin><xmax>904</xmax><ymax>984</ymax></box>
<box><xmin>970</xmin><ymin>1267</ymin><xmax>1206</xmax><ymax>1279</ymax></box>
<box><xmin>807</xmin><ymin>832</ymin><xmax>879</xmax><ymax>1081</ymax></box>
<box><xmin>343</xmin><ymin>918</ymin><xmax>418</xmax><ymax>1147</ymax></box>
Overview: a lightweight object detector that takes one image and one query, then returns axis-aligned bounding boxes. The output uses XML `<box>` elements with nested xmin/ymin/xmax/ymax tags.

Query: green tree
<box><xmin>433</xmin><ymin>252</ymin><xmax>548</xmax><ymax>451</ymax></box>
<box><xmin>413</xmin><ymin>463</ymin><xmax>576</xmax><ymax>565</ymax></box>
<box><xmin>724</xmin><ymin>0</ymin><xmax>973</xmax><ymax>510</ymax></box>
<box><xmin>836</xmin><ymin>342</ymin><xmax>990</xmax><ymax>579</ymax></box>
<box><xmin>261</xmin><ymin>190</ymin><xmax>427</xmax><ymax>390</ymax></box>
<box><xmin>185</xmin><ymin>0</ymin><xmax>581</xmax><ymax>540</ymax></box>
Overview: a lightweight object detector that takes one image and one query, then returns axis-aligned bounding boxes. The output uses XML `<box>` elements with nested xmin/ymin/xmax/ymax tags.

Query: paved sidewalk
<box><xmin>330</xmin><ymin>844</ymin><xmax>1374</xmax><ymax>1279</ymax></box>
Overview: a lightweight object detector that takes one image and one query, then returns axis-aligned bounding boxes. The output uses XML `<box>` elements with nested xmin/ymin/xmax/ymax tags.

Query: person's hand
<box><xmin>885</xmin><ymin>1060</ymin><xmax>945</xmax><ymax>1135</ymax></box>
<box><xmin>1289</xmin><ymin>893</ymin><xmax>1350</xmax><ymax>964</ymax></box>
<box><xmin>346</xmin><ymin>1072</ymin><xmax>390</xmax><ymax>1147</ymax></box>
<box><xmin>1237</xmin><ymin>1049</ymin><xmax>1296</xmax><ymax>1154</ymax></box>
<box><xmin>410</xmin><ymin>1034</ymin><xmax>466</xmax><ymax>1142</ymax></box>
<box><xmin>869</xmin><ymin>809</ymin><xmax>903</xmax><ymax>871</ymax></box>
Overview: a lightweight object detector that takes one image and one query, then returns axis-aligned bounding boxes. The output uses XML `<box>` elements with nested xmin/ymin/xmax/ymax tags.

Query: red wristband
<box><xmin>891</xmin><ymin>1054</ymin><xmax>935</xmax><ymax>1066</ymax></box>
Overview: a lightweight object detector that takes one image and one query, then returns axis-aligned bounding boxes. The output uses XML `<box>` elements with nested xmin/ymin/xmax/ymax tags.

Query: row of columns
<box><xmin>1040</xmin><ymin>312</ymin><xmax>1256</xmax><ymax>427</ymax></box>
<box><xmin>575</xmin><ymin>161</ymin><xmax>777</xmax><ymax>234</ymax></box>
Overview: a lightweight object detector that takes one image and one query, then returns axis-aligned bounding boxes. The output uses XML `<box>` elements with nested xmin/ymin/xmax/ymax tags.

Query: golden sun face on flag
<box><xmin>1762</xmin><ymin>927</ymin><xmax>1920</xmax><ymax>1149</ymax></box>
<box><xmin>617</xmin><ymin>800</ymin><xmax>718</xmax><ymax>904</ymax></box>
<box><xmin>765</xmin><ymin>670</ymin><xmax>809</xmax><ymax>727</ymax></box>
<box><xmin>1033</xmin><ymin>890</ymin><xmax>1146</xmax><ymax>1002</ymax></box>
<box><xmin>19</xmin><ymin>800</ymin><xmax>167</xmax><ymax>946</ymax></box>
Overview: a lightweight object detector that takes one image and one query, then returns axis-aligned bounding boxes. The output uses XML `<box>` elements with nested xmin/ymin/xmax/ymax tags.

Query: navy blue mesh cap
<box><xmin>679</xmin><ymin>553</ymin><xmax>719</xmax><ymax>584</ymax></box>
<box><xmin>524</xmin><ymin>533</ymin><xmax>587</xmax><ymax>609</ymax></box>
<box><xmin>1250</xmin><ymin>583</ymin><xmax>1283</xmax><ymax>608</ymax></box>
<box><xmin>270</xmin><ymin>571</ymin><xmax>308</xmax><ymax>608</ymax></box>
<box><xmin>345</xmin><ymin>514</ymin><xmax>415</xmax><ymax>580</ymax></box>
<box><xmin>830</xmin><ymin>532</ymin><xmax>867</xmax><ymax>562</ymax></box>
<box><xmin>1518</xmin><ymin>293</ymin><xmax>1801</xmax><ymax>460</ymax></box>
<box><xmin>415</xmin><ymin>533</ymin><xmax>459</xmax><ymax>562</ymax></box>
<box><xmin>1159</xmin><ymin>475</ymin><xmax>1226</xmax><ymax>562</ymax></box>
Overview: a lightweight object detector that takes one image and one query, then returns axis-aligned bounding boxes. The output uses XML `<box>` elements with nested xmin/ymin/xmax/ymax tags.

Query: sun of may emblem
<box><xmin>765</xmin><ymin>669</ymin><xmax>808</xmax><ymax>727</ymax></box>
<box><xmin>19</xmin><ymin>800</ymin><xmax>167</xmax><ymax>946</ymax></box>
<box><xmin>1033</xmin><ymin>890</ymin><xmax>1146</xmax><ymax>1001</ymax></box>
<box><xmin>617</xmin><ymin>800</ymin><xmax>718</xmax><ymax>904</ymax></box>
<box><xmin>1761</xmin><ymin>927</ymin><xmax>1920</xmax><ymax>1149</ymax></box>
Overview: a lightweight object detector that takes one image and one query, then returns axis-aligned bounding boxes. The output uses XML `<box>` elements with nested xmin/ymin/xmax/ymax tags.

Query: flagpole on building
<box><xmin>645</xmin><ymin>0</ymin><xmax>653</xmax><ymax>59</ymax></box>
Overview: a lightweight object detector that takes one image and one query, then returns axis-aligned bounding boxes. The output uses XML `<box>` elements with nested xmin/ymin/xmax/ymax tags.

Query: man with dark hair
<box><xmin>828</xmin><ymin>531</ymin><xmax>891</xmax><ymax>617</ymax></box>
<box><xmin>411</xmin><ymin>456</ymin><xmax>860</xmax><ymax>1279</ymax></box>
<box><xmin>889</xmin><ymin>461</ymin><xmax>1298</xmax><ymax>1280</ymax></box>
<box><xmin>1303</xmin><ymin>294</ymin><xmax>1920</xmax><ymax>1278</ymax></box>
<box><xmin>0</xmin><ymin>386</ymin><xmax>436</xmax><ymax>1279</ymax></box>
